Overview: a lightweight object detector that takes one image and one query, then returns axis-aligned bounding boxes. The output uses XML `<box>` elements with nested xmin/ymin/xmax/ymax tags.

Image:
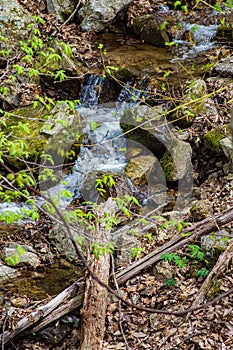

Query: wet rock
<box><xmin>79</xmin><ymin>0</ymin><xmax>132</xmax><ymax>32</ymax></box>
<box><xmin>213</xmin><ymin>55</ymin><xmax>233</xmax><ymax>77</ymax></box>
<box><xmin>46</xmin><ymin>0</ymin><xmax>76</xmax><ymax>21</ymax></box>
<box><xmin>125</xmin><ymin>155</ymin><xmax>156</xmax><ymax>185</ymax></box>
<box><xmin>133</xmin><ymin>14</ymin><xmax>170</xmax><ymax>46</ymax></box>
<box><xmin>0</xmin><ymin>262</ymin><xmax>21</xmax><ymax>283</ymax></box>
<box><xmin>182</xmin><ymin>30</ymin><xmax>196</xmax><ymax>46</ymax></box>
<box><xmin>2</xmin><ymin>243</ymin><xmax>41</xmax><ymax>268</ymax></box>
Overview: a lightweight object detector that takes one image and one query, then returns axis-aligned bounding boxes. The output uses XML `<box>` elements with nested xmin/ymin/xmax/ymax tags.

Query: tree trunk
<box><xmin>79</xmin><ymin>198</ymin><xmax>118</xmax><ymax>350</ymax></box>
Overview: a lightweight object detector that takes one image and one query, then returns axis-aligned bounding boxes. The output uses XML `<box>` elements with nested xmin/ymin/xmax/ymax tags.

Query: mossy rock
<box><xmin>3</xmin><ymin>102</ymin><xmax>84</xmax><ymax>170</ymax></box>
<box><xmin>214</xmin><ymin>24</ymin><xmax>233</xmax><ymax>42</ymax></box>
<box><xmin>204</xmin><ymin>129</ymin><xmax>225</xmax><ymax>154</ymax></box>
<box><xmin>160</xmin><ymin>150</ymin><xmax>176</xmax><ymax>181</ymax></box>
<box><xmin>3</xmin><ymin>104</ymin><xmax>48</xmax><ymax>169</ymax></box>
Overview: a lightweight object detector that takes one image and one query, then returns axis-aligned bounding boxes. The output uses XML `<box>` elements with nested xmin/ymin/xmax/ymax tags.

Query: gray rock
<box><xmin>2</xmin><ymin>243</ymin><xmax>41</xmax><ymax>268</ymax></box>
<box><xmin>201</xmin><ymin>230</ymin><xmax>231</xmax><ymax>258</ymax></box>
<box><xmin>0</xmin><ymin>0</ymin><xmax>34</xmax><ymax>47</ymax></box>
<box><xmin>79</xmin><ymin>0</ymin><xmax>132</xmax><ymax>32</ymax></box>
<box><xmin>213</xmin><ymin>55</ymin><xmax>233</xmax><ymax>77</ymax></box>
<box><xmin>114</xmin><ymin>230</ymin><xmax>141</xmax><ymax>266</ymax></box>
<box><xmin>133</xmin><ymin>14</ymin><xmax>170</xmax><ymax>46</ymax></box>
<box><xmin>46</xmin><ymin>0</ymin><xmax>76</xmax><ymax>21</ymax></box>
<box><xmin>220</xmin><ymin>137</ymin><xmax>233</xmax><ymax>173</ymax></box>
<box><xmin>0</xmin><ymin>263</ymin><xmax>21</xmax><ymax>283</ymax></box>
<box><xmin>48</xmin><ymin>221</ymin><xmax>90</xmax><ymax>262</ymax></box>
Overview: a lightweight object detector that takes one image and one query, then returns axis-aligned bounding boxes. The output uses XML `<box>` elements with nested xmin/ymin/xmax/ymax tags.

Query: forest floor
<box><xmin>1</xmin><ymin>0</ymin><xmax>233</xmax><ymax>349</ymax></box>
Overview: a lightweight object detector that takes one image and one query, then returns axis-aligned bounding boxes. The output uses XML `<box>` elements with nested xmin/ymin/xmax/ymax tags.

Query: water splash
<box><xmin>173</xmin><ymin>23</ymin><xmax>218</xmax><ymax>60</ymax></box>
<box><xmin>79</xmin><ymin>74</ymin><xmax>103</xmax><ymax>107</ymax></box>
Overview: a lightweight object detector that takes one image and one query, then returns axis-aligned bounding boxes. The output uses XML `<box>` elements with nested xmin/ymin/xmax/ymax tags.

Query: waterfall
<box><xmin>0</xmin><ymin>75</ymin><xmax>148</xmax><ymax>216</ymax></box>
<box><xmin>173</xmin><ymin>23</ymin><xmax>218</xmax><ymax>60</ymax></box>
<box><xmin>79</xmin><ymin>74</ymin><xmax>103</xmax><ymax>107</ymax></box>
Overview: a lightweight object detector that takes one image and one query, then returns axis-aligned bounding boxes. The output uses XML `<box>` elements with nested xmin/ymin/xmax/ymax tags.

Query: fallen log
<box><xmin>191</xmin><ymin>237</ymin><xmax>233</xmax><ymax>309</ymax></box>
<box><xmin>1</xmin><ymin>206</ymin><xmax>233</xmax><ymax>347</ymax></box>
<box><xmin>116</xmin><ymin>206</ymin><xmax>233</xmax><ymax>285</ymax></box>
<box><xmin>0</xmin><ymin>278</ymin><xmax>85</xmax><ymax>347</ymax></box>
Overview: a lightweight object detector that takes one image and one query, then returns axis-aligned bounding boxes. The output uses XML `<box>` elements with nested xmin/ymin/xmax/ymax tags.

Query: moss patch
<box><xmin>160</xmin><ymin>150</ymin><xmax>176</xmax><ymax>181</ymax></box>
<box><xmin>204</xmin><ymin>129</ymin><xmax>225</xmax><ymax>154</ymax></box>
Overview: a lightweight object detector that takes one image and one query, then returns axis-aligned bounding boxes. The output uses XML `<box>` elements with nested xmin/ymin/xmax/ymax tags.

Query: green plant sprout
<box><xmin>130</xmin><ymin>247</ymin><xmax>145</xmax><ymax>260</ymax></box>
<box><xmin>4</xmin><ymin>245</ymin><xmax>26</xmax><ymax>266</ymax></box>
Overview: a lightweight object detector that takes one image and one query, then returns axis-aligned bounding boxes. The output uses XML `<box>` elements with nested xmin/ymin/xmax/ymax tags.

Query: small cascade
<box><xmin>0</xmin><ymin>75</ymin><xmax>148</xmax><ymax>215</ymax></box>
<box><xmin>46</xmin><ymin>105</ymin><xmax>127</xmax><ymax>207</ymax></box>
<box><xmin>78</xmin><ymin>74</ymin><xmax>104</xmax><ymax>107</ymax></box>
<box><xmin>117</xmin><ymin>77</ymin><xmax>150</xmax><ymax>105</ymax></box>
<box><xmin>173</xmin><ymin>23</ymin><xmax>218</xmax><ymax>60</ymax></box>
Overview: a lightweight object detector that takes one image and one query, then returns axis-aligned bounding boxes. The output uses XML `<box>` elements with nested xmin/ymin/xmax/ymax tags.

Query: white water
<box><xmin>173</xmin><ymin>23</ymin><xmax>218</xmax><ymax>60</ymax></box>
<box><xmin>46</xmin><ymin>104</ymin><xmax>127</xmax><ymax>207</ymax></box>
<box><xmin>0</xmin><ymin>75</ymin><xmax>140</xmax><ymax>216</ymax></box>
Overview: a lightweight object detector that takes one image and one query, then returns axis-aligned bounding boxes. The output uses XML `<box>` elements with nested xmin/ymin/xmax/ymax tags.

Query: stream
<box><xmin>0</xmin><ymin>21</ymin><xmax>220</xmax><ymax>219</ymax></box>
<box><xmin>0</xmin><ymin>14</ymin><xmax>230</xmax><ymax>304</ymax></box>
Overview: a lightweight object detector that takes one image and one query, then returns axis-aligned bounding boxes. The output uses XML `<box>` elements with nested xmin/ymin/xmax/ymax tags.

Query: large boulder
<box><xmin>0</xmin><ymin>0</ymin><xmax>34</xmax><ymax>50</ymax></box>
<box><xmin>133</xmin><ymin>14</ymin><xmax>170</xmax><ymax>46</ymax></box>
<box><xmin>79</xmin><ymin>0</ymin><xmax>132</xmax><ymax>32</ymax></box>
<box><xmin>4</xmin><ymin>101</ymin><xmax>85</xmax><ymax>170</ymax></box>
<box><xmin>120</xmin><ymin>105</ymin><xmax>193</xmax><ymax>210</ymax></box>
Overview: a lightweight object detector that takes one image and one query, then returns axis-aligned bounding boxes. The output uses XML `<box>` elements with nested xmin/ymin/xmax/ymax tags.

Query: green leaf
<box><xmin>6</xmin><ymin>173</ymin><xmax>15</xmax><ymax>181</ymax></box>
<box><xmin>13</xmin><ymin>65</ymin><xmax>25</xmax><ymax>75</ymax></box>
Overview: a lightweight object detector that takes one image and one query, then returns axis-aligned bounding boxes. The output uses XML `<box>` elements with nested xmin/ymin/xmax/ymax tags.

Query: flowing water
<box><xmin>173</xmin><ymin>22</ymin><xmax>218</xmax><ymax>60</ymax></box>
<box><xmin>0</xmin><ymin>20</ymin><xmax>220</xmax><ymax>216</ymax></box>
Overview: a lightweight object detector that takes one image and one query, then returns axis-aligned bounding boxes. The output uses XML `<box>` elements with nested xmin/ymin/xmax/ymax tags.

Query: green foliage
<box><xmin>95</xmin><ymin>174</ymin><xmax>116</xmax><ymax>196</ymax></box>
<box><xmin>143</xmin><ymin>232</ymin><xmax>153</xmax><ymax>243</ymax></box>
<box><xmin>4</xmin><ymin>245</ymin><xmax>26</xmax><ymax>266</ymax></box>
<box><xmin>196</xmin><ymin>267</ymin><xmax>210</xmax><ymax>279</ymax></box>
<box><xmin>187</xmin><ymin>244</ymin><xmax>205</xmax><ymax>261</ymax></box>
<box><xmin>160</xmin><ymin>21</ymin><xmax>168</xmax><ymax>31</ymax></box>
<box><xmin>154</xmin><ymin>215</ymin><xmax>190</xmax><ymax>233</ymax></box>
<box><xmin>114</xmin><ymin>195</ymin><xmax>140</xmax><ymax>217</ymax></box>
<box><xmin>89</xmin><ymin>119</ymin><xmax>99</xmax><ymax>131</ymax></box>
<box><xmin>164</xmin><ymin>277</ymin><xmax>177</xmax><ymax>287</ymax></box>
<box><xmin>91</xmin><ymin>241</ymin><xmax>115</xmax><ymax>258</ymax></box>
<box><xmin>130</xmin><ymin>247</ymin><xmax>145</xmax><ymax>260</ymax></box>
<box><xmin>160</xmin><ymin>253</ymin><xmax>187</xmax><ymax>269</ymax></box>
